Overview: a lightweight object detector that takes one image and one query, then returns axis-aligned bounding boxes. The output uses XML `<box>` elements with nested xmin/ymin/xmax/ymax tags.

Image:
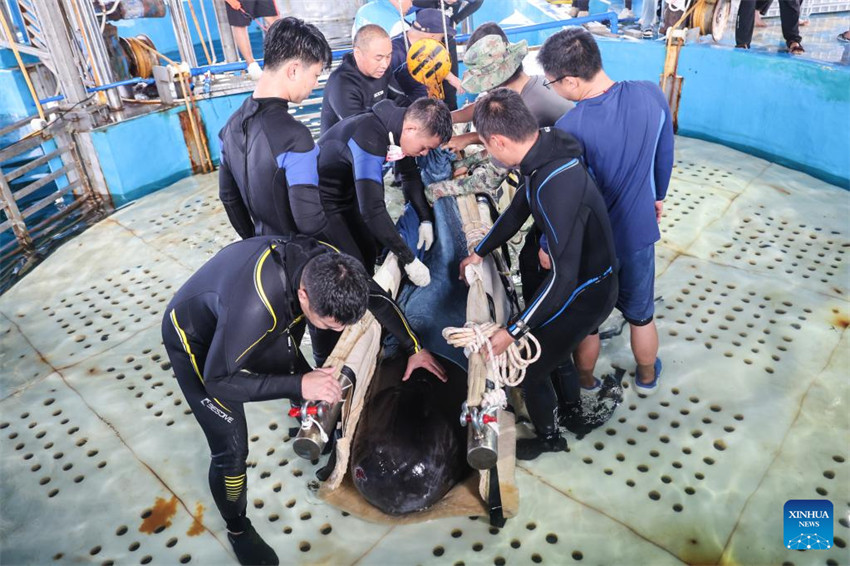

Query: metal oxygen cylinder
<box><xmin>292</xmin><ymin>365</ymin><xmax>356</xmax><ymax>461</ymax></box>
<box><xmin>463</xmin><ymin>398</ymin><xmax>499</xmax><ymax>470</ymax></box>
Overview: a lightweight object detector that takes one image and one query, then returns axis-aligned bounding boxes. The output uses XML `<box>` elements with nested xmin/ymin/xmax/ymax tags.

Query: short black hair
<box><xmin>537</xmin><ymin>28</ymin><xmax>602</xmax><ymax>82</ymax></box>
<box><xmin>263</xmin><ymin>17</ymin><xmax>333</xmax><ymax>71</ymax></box>
<box><xmin>472</xmin><ymin>88</ymin><xmax>537</xmax><ymax>143</ymax></box>
<box><xmin>301</xmin><ymin>253</ymin><xmax>369</xmax><ymax>325</ymax></box>
<box><xmin>467</xmin><ymin>22</ymin><xmax>508</xmax><ymax>46</ymax></box>
<box><xmin>404</xmin><ymin>98</ymin><xmax>453</xmax><ymax>144</ymax></box>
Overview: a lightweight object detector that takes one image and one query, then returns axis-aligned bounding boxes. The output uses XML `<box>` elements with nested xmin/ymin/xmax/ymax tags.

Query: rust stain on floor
<box><xmin>187</xmin><ymin>502</ymin><xmax>205</xmax><ymax>536</ymax></box>
<box><xmin>139</xmin><ymin>496</ymin><xmax>178</xmax><ymax>534</ymax></box>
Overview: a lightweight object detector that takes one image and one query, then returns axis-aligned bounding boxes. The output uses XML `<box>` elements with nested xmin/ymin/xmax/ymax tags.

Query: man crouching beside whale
<box><xmin>162</xmin><ymin>235</ymin><xmax>445</xmax><ymax>565</ymax></box>
<box><xmin>459</xmin><ymin>89</ymin><xmax>619</xmax><ymax>461</ymax></box>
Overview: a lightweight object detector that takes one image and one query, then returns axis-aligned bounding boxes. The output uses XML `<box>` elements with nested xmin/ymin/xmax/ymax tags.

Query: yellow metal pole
<box><xmin>0</xmin><ymin>8</ymin><xmax>45</xmax><ymax>120</ymax></box>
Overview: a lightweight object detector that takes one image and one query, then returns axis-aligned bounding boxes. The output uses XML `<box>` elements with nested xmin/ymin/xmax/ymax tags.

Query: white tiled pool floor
<box><xmin>0</xmin><ymin>137</ymin><xmax>848</xmax><ymax>565</ymax></box>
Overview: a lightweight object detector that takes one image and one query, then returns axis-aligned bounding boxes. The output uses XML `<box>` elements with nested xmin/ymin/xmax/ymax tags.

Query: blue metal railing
<box><xmin>37</xmin><ymin>13</ymin><xmax>620</xmax><ymax>105</ymax></box>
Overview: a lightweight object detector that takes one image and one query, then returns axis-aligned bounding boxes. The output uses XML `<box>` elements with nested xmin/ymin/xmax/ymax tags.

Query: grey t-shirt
<box><xmin>521</xmin><ymin>75</ymin><xmax>574</xmax><ymax>127</ymax></box>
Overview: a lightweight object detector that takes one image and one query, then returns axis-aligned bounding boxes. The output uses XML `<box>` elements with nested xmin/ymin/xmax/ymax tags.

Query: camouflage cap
<box><xmin>461</xmin><ymin>35</ymin><xmax>528</xmax><ymax>94</ymax></box>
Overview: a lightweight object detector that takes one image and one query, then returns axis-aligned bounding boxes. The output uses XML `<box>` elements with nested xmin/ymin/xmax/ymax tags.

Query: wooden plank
<box><xmin>0</xmin><ymin>134</ymin><xmax>43</xmax><ymax>164</ymax></box>
<box><xmin>5</xmin><ymin>147</ymin><xmax>65</xmax><ymax>182</ymax></box>
<box><xmin>0</xmin><ymin>115</ymin><xmax>37</xmax><ymax>139</ymax></box>
<box><xmin>11</xmin><ymin>164</ymin><xmax>71</xmax><ymax>203</ymax></box>
<box><xmin>21</xmin><ymin>180</ymin><xmax>78</xmax><ymax>220</ymax></box>
<box><xmin>0</xmin><ymin>38</ymin><xmax>49</xmax><ymax>60</ymax></box>
<box><xmin>0</xmin><ymin>170</ymin><xmax>31</xmax><ymax>248</ymax></box>
<box><xmin>28</xmin><ymin>198</ymin><xmax>88</xmax><ymax>235</ymax></box>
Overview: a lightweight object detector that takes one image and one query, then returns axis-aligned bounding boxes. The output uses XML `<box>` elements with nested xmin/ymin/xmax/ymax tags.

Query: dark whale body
<box><xmin>350</xmin><ymin>355</ymin><xmax>469</xmax><ymax>515</ymax></box>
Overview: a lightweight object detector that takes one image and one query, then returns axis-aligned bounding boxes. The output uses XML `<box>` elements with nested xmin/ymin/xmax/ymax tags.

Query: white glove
<box><xmin>417</xmin><ymin>221</ymin><xmax>434</xmax><ymax>251</ymax></box>
<box><xmin>247</xmin><ymin>62</ymin><xmax>263</xmax><ymax>81</ymax></box>
<box><xmin>404</xmin><ymin>258</ymin><xmax>431</xmax><ymax>287</ymax></box>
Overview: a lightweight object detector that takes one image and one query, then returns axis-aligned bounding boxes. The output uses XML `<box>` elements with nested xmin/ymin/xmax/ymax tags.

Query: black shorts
<box><xmin>226</xmin><ymin>0</ymin><xmax>278</xmax><ymax>27</ymax></box>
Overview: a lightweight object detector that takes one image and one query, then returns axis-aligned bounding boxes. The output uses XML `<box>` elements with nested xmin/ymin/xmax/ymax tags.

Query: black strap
<box><xmin>268</xmin><ymin>242</ymin><xmax>296</xmax><ymax>324</ymax></box>
<box><xmin>488</xmin><ymin>464</ymin><xmax>506</xmax><ymax>528</ymax></box>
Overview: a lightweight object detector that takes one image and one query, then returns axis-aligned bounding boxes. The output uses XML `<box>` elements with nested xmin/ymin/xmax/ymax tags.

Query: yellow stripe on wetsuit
<box><xmin>170</xmin><ymin>309</ymin><xmax>231</xmax><ymax>413</ymax></box>
<box><xmin>224</xmin><ymin>473</ymin><xmax>246</xmax><ymax>501</ymax></box>
<box><xmin>170</xmin><ymin>309</ymin><xmax>203</xmax><ymax>381</ymax></box>
<box><xmin>235</xmin><ymin>247</ymin><xmax>278</xmax><ymax>362</ymax></box>
<box><xmin>372</xmin><ymin>293</ymin><xmax>421</xmax><ymax>353</ymax></box>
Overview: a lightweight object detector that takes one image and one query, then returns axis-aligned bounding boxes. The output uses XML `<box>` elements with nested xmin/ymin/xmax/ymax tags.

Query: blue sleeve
<box><xmin>652</xmin><ymin>103</ymin><xmax>674</xmax><ymax>201</ymax></box>
<box><xmin>347</xmin><ymin>138</ymin><xmax>417</xmax><ymax>265</ymax></box>
<box><xmin>276</xmin><ymin>145</ymin><xmax>320</xmax><ymax>187</ymax></box>
<box><xmin>275</xmin><ymin>144</ymin><xmax>327</xmax><ymax>237</ymax></box>
<box><xmin>347</xmin><ymin>138</ymin><xmax>385</xmax><ymax>184</ymax></box>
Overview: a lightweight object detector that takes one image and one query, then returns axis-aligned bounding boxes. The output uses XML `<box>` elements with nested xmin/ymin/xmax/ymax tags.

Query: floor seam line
<box><xmin>517</xmin><ymin>466</ymin><xmax>690</xmax><ymax>565</ymax></box>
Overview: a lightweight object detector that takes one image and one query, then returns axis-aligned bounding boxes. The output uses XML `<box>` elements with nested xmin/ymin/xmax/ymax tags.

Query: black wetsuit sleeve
<box><xmin>271</xmin><ymin>123</ymin><xmax>328</xmax><ymax>237</ymax></box>
<box><xmin>396</xmin><ymin>156</ymin><xmax>433</xmax><ymax>223</ymax></box>
<box><xmin>219</xmin><ymin>147</ymin><xmax>255</xmax><ymax>239</ymax></box>
<box><xmin>203</xmin><ymin>368</ymin><xmax>303</xmax><ymax>403</ymax></box>
<box><xmin>347</xmin><ymin>137</ymin><xmax>416</xmax><ymax>265</ymax></box>
<box><xmin>201</xmin><ymin>314</ymin><xmax>305</xmax><ymax>403</ymax></box>
<box><xmin>474</xmin><ymin>182</ymin><xmax>531</xmax><ymax>257</ymax></box>
<box><xmin>367</xmin><ymin>281</ymin><xmax>421</xmax><ymax>354</ymax></box>
<box><xmin>506</xmin><ymin>165</ymin><xmax>586</xmax><ymax>338</ymax></box>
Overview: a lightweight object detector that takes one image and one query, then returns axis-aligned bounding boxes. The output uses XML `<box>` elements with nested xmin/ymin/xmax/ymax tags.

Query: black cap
<box><xmin>412</xmin><ymin>8</ymin><xmax>456</xmax><ymax>37</ymax></box>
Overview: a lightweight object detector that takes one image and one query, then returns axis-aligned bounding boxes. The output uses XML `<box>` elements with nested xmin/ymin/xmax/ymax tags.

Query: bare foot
<box><xmin>754</xmin><ymin>12</ymin><xmax>767</xmax><ymax>27</ymax></box>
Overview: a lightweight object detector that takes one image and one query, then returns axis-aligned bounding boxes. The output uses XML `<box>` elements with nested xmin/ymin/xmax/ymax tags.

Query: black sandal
<box><xmin>788</xmin><ymin>41</ymin><xmax>805</xmax><ymax>54</ymax></box>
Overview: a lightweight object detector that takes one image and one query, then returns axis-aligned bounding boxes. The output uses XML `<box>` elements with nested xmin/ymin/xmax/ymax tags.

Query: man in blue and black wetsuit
<box><xmin>459</xmin><ymin>89</ymin><xmax>619</xmax><ymax>460</ymax></box>
<box><xmin>162</xmin><ymin>235</ymin><xmax>445</xmax><ymax>565</ymax></box>
<box><xmin>320</xmin><ymin>24</ymin><xmax>410</xmax><ymax>134</ymax></box>
<box><xmin>218</xmin><ymin>18</ymin><xmax>330</xmax><ymax>240</ymax></box>
<box><xmin>539</xmin><ymin>28</ymin><xmax>674</xmax><ymax>397</ymax></box>
<box><xmin>317</xmin><ymin>97</ymin><xmax>453</xmax><ymax>287</ymax></box>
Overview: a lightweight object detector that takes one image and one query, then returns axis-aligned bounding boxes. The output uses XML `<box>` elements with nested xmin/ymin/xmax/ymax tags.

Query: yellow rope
<box><xmin>185</xmin><ymin>0</ymin><xmax>212</xmax><ymax>65</ymax></box>
<box><xmin>197</xmin><ymin>0</ymin><xmax>218</xmax><ymax>64</ymax></box>
<box><xmin>177</xmin><ymin>70</ymin><xmax>213</xmax><ymax>173</ymax></box>
<box><xmin>0</xmin><ymin>8</ymin><xmax>44</xmax><ymax>120</ymax></box>
<box><xmin>135</xmin><ymin>39</ymin><xmax>176</xmax><ymax>65</ymax></box>
<box><xmin>67</xmin><ymin>0</ymin><xmax>107</xmax><ymax>106</ymax></box>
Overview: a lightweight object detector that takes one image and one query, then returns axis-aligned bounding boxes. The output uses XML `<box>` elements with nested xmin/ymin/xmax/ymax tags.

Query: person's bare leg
<box><xmin>631</xmin><ymin>321</ymin><xmax>659</xmax><ymax>384</ymax></box>
<box><xmin>754</xmin><ymin>12</ymin><xmax>767</xmax><ymax>27</ymax></box>
<box><xmin>232</xmin><ymin>25</ymin><xmax>254</xmax><ymax>64</ymax></box>
<box><xmin>574</xmin><ymin>333</ymin><xmax>601</xmax><ymax>388</ymax></box>
<box><xmin>263</xmin><ymin>15</ymin><xmax>279</xmax><ymax>28</ymax></box>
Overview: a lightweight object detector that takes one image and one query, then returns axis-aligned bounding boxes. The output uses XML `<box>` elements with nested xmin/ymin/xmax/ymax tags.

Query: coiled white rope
<box><xmin>443</xmin><ymin>321</ymin><xmax>541</xmax><ymax>395</ymax></box>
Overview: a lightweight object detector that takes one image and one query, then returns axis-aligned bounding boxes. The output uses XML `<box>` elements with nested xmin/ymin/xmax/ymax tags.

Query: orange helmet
<box><xmin>406</xmin><ymin>38</ymin><xmax>451</xmax><ymax>100</ymax></box>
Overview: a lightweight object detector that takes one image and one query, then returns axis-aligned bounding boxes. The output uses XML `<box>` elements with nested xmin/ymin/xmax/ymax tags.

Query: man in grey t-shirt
<box><xmin>444</xmin><ymin>32</ymin><xmax>573</xmax><ymax>153</ymax></box>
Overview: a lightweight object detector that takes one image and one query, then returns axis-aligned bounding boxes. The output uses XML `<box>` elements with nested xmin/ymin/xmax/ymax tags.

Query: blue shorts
<box><xmin>615</xmin><ymin>244</ymin><xmax>656</xmax><ymax>325</ymax></box>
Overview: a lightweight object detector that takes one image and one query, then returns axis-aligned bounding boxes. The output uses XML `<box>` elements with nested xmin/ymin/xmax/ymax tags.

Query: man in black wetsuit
<box><xmin>162</xmin><ymin>235</ymin><xmax>446</xmax><ymax>565</ymax></box>
<box><xmin>218</xmin><ymin>17</ymin><xmax>330</xmax><ymax>240</ymax></box>
<box><xmin>320</xmin><ymin>24</ymin><xmax>410</xmax><ymax>134</ymax></box>
<box><xmin>459</xmin><ymin>89</ymin><xmax>619</xmax><ymax>460</ymax></box>
<box><xmin>317</xmin><ymin>97</ymin><xmax>453</xmax><ymax>287</ymax></box>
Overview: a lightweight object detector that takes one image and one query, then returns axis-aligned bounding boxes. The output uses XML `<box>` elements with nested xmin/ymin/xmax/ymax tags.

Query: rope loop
<box><xmin>442</xmin><ymin>321</ymin><xmax>541</xmax><ymax>395</ymax></box>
